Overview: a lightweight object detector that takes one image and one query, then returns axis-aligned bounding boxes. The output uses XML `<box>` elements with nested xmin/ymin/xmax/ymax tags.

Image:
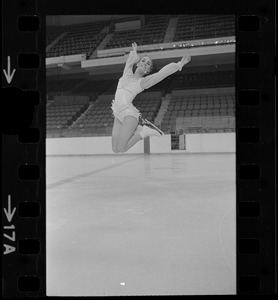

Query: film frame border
<box><xmin>1</xmin><ymin>0</ymin><xmax>276</xmax><ymax>296</ymax></box>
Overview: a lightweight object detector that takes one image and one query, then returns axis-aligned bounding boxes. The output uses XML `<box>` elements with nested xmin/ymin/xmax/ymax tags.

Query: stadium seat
<box><xmin>212</xmin><ymin>109</ymin><xmax>220</xmax><ymax>116</ymax></box>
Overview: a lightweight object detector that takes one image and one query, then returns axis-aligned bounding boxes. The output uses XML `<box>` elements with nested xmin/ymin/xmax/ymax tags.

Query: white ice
<box><xmin>46</xmin><ymin>153</ymin><xmax>236</xmax><ymax>296</ymax></box>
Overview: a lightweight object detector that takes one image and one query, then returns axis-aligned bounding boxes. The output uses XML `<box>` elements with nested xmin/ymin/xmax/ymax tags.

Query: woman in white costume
<box><xmin>111</xmin><ymin>42</ymin><xmax>191</xmax><ymax>153</ymax></box>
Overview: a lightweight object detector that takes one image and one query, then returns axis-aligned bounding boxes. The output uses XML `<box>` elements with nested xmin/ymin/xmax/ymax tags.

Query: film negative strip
<box><xmin>2</xmin><ymin>0</ymin><xmax>45</xmax><ymax>296</ymax></box>
<box><xmin>236</xmin><ymin>4</ymin><xmax>276</xmax><ymax>294</ymax></box>
<box><xmin>2</xmin><ymin>0</ymin><xmax>276</xmax><ymax>297</ymax></box>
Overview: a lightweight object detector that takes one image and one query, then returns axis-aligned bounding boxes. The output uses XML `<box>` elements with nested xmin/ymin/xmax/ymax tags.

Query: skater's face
<box><xmin>137</xmin><ymin>56</ymin><xmax>153</xmax><ymax>75</ymax></box>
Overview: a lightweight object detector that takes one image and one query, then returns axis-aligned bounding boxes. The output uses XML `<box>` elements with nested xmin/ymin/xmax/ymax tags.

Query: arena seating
<box><xmin>174</xmin><ymin>15</ymin><xmax>235</xmax><ymax>42</ymax></box>
<box><xmin>46</xmin><ymin>26</ymin><xmax>65</xmax><ymax>46</ymax></box>
<box><xmin>47</xmin><ymin>78</ymin><xmax>85</xmax><ymax>97</ymax></box>
<box><xmin>46</xmin><ymin>103</ymin><xmax>88</xmax><ymax>130</ymax></box>
<box><xmin>47</xmin><ymin>21</ymin><xmax>107</xmax><ymax>58</ymax></box>
<box><xmin>46</xmin><ymin>14</ymin><xmax>235</xmax><ymax>59</ymax></box>
<box><xmin>46</xmin><ymin>88</ymin><xmax>235</xmax><ymax>135</ymax></box>
<box><xmin>134</xmin><ymin>91</ymin><xmax>162</xmax><ymax>121</ymax></box>
<box><xmin>46</xmin><ymin>73</ymin><xmax>235</xmax><ymax>135</ymax></box>
<box><xmin>168</xmin><ymin>71</ymin><xmax>234</xmax><ymax>91</ymax></box>
<box><xmin>104</xmin><ymin>15</ymin><xmax>170</xmax><ymax>49</ymax></box>
<box><xmin>70</xmin><ymin>79</ymin><xmax>118</xmax><ymax>96</ymax></box>
<box><xmin>160</xmin><ymin>90</ymin><xmax>235</xmax><ymax>133</ymax></box>
<box><xmin>71</xmin><ymin>95</ymin><xmax>113</xmax><ymax>131</ymax></box>
<box><xmin>71</xmin><ymin>91</ymin><xmax>162</xmax><ymax>136</ymax></box>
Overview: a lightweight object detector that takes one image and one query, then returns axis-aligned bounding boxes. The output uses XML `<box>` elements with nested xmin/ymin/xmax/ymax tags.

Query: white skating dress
<box><xmin>111</xmin><ymin>50</ymin><xmax>183</xmax><ymax>123</ymax></box>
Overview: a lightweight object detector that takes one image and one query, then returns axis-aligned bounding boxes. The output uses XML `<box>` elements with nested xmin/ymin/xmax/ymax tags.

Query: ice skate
<box><xmin>139</xmin><ymin>117</ymin><xmax>164</xmax><ymax>136</ymax></box>
<box><xmin>140</xmin><ymin>125</ymin><xmax>163</xmax><ymax>139</ymax></box>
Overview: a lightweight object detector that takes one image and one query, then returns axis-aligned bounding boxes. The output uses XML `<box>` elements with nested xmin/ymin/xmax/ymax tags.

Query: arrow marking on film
<box><xmin>3</xmin><ymin>56</ymin><xmax>16</xmax><ymax>84</ymax></box>
<box><xmin>4</xmin><ymin>195</ymin><xmax>16</xmax><ymax>223</ymax></box>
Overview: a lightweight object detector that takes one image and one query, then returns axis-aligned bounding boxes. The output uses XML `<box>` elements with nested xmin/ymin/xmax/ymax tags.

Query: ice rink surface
<box><xmin>46</xmin><ymin>153</ymin><xmax>236</xmax><ymax>296</ymax></box>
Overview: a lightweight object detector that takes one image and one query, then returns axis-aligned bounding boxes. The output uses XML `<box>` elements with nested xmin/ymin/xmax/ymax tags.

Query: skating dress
<box><xmin>111</xmin><ymin>50</ymin><xmax>183</xmax><ymax>123</ymax></box>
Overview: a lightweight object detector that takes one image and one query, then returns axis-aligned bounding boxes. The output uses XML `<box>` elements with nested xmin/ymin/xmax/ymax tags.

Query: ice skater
<box><xmin>111</xmin><ymin>42</ymin><xmax>191</xmax><ymax>153</ymax></box>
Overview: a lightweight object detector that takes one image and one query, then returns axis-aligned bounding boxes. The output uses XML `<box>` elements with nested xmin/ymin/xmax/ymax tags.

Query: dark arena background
<box><xmin>46</xmin><ymin>14</ymin><xmax>235</xmax><ymax>153</ymax></box>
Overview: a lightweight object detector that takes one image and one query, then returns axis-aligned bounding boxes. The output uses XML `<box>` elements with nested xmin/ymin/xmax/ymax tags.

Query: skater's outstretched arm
<box><xmin>140</xmin><ymin>52</ymin><xmax>191</xmax><ymax>90</ymax></box>
<box><xmin>123</xmin><ymin>42</ymin><xmax>140</xmax><ymax>76</ymax></box>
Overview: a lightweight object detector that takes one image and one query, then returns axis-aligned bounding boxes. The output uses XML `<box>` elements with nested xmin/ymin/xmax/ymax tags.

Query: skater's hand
<box><xmin>181</xmin><ymin>52</ymin><xmax>191</xmax><ymax>65</ymax></box>
<box><xmin>132</xmin><ymin>42</ymin><xmax>138</xmax><ymax>52</ymax></box>
<box><xmin>180</xmin><ymin>52</ymin><xmax>191</xmax><ymax>66</ymax></box>
<box><xmin>177</xmin><ymin>52</ymin><xmax>191</xmax><ymax>71</ymax></box>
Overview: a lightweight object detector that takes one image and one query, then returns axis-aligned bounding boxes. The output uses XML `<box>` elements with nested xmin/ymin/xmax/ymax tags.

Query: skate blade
<box><xmin>141</xmin><ymin>117</ymin><xmax>164</xmax><ymax>136</ymax></box>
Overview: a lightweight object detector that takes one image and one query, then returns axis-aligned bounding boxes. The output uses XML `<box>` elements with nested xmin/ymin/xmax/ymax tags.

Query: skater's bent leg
<box><xmin>111</xmin><ymin>117</ymin><xmax>122</xmax><ymax>153</ymax></box>
<box><xmin>117</xmin><ymin>116</ymin><xmax>141</xmax><ymax>153</ymax></box>
<box><xmin>124</xmin><ymin>131</ymin><xmax>142</xmax><ymax>152</ymax></box>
